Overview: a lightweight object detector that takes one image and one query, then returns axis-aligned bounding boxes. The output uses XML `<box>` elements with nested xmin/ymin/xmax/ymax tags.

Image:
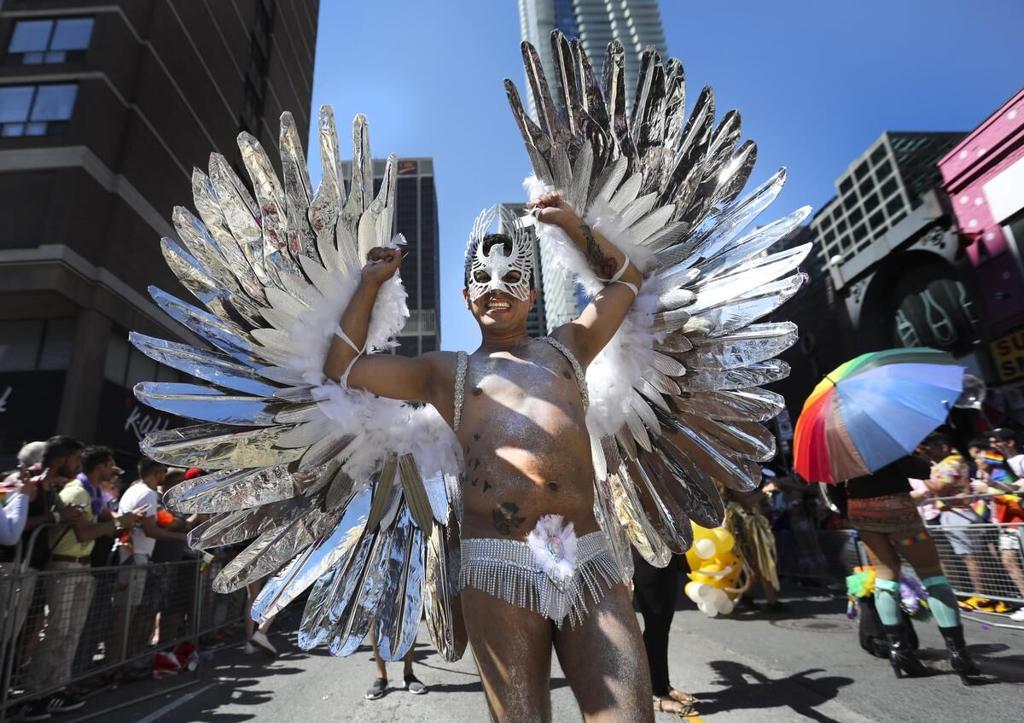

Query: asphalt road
<box><xmin>71</xmin><ymin>587</ymin><xmax>1023</xmax><ymax>723</ymax></box>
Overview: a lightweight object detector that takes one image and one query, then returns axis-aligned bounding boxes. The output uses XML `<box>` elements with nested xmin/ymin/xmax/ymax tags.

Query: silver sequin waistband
<box><xmin>459</xmin><ymin>531</ymin><xmax>620</xmax><ymax>627</ymax></box>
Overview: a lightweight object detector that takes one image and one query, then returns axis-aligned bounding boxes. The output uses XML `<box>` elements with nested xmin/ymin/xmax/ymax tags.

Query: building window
<box><xmin>0</xmin><ymin>83</ymin><xmax>77</xmax><ymax>136</ymax></box>
<box><xmin>0</xmin><ymin>318</ymin><xmax>74</xmax><ymax>371</ymax></box>
<box><xmin>7</xmin><ymin>17</ymin><xmax>93</xmax><ymax>64</ymax></box>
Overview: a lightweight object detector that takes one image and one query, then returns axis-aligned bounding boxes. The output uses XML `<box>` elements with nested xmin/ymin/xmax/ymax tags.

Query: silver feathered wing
<box><xmin>131</xmin><ymin>109</ymin><xmax>467</xmax><ymax>662</ymax></box>
<box><xmin>507</xmin><ymin>33</ymin><xmax>812</xmax><ymax>571</ymax></box>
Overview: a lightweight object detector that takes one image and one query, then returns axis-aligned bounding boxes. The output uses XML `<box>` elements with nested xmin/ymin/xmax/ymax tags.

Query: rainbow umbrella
<box><xmin>794</xmin><ymin>348</ymin><xmax>966</xmax><ymax>484</ymax></box>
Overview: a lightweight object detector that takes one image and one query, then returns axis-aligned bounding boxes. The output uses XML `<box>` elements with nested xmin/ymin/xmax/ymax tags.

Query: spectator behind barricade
<box><xmin>151</xmin><ymin>468</ymin><xmax>200</xmax><ymax>647</ymax></box>
<box><xmin>990</xmin><ymin>428</ymin><xmax>1024</xmax><ymax>477</ymax></box>
<box><xmin>21</xmin><ymin>441</ymin><xmax>140</xmax><ymax>718</ymax></box>
<box><xmin>971</xmin><ymin>450</ymin><xmax>1024</xmax><ymax>621</ymax></box>
<box><xmin>0</xmin><ymin>440</ymin><xmax>46</xmax><ymax>544</ymax></box>
<box><xmin>918</xmin><ymin>431</ymin><xmax>991</xmax><ymax>611</ymax></box>
<box><xmin>0</xmin><ymin>439</ymin><xmax>83</xmax><ymax>669</ymax></box>
<box><xmin>0</xmin><ymin>443</ymin><xmax>43</xmax><ymax>546</ymax></box>
<box><xmin>966</xmin><ymin>437</ymin><xmax>989</xmax><ymax>478</ymax></box>
<box><xmin>71</xmin><ymin>448</ymin><xmax>131</xmax><ymax>675</ymax></box>
<box><xmin>2</xmin><ymin>440</ymin><xmax>45</xmax><ymax>486</ymax></box>
<box><xmin>907</xmin><ymin>476</ymin><xmax>940</xmax><ymax>526</ymax></box>
<box><xmin>111</xmin><ymin>458</ymin><xmax>188</xmax><ymax>667</ymax></box>
<box><xmin>0</xmin><ymin>441</ymin><xmax>45</xmax><ymax>667</ymax></box>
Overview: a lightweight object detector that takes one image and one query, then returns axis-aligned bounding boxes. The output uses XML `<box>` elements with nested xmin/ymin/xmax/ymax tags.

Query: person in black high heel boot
<box><xmin>840</xmin><ymin>444</ymin><xmax>988</xmax><ymax>684</ymax></box>
<box><xmin>880</xmin><ymin>615</ymin><xmax>930</xmax><ymax>678</ymax></box>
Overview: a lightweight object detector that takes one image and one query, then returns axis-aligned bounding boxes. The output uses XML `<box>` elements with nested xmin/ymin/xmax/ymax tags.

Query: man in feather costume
<box><xmin>323</xmin><ymin>191</ymin><xmax>651</xmax><ymax>719</ymax></box>
<box><xmin>134</xmin><ymin>32</ymin><xmax>807</xmax><ymax>723</ymax></box>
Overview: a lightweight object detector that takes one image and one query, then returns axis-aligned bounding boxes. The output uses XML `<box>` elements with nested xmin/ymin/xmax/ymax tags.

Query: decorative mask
<box><xmin>465</xmin><ymin>205</ymin><xmax>534</xmax><ymax>303</ymax></box>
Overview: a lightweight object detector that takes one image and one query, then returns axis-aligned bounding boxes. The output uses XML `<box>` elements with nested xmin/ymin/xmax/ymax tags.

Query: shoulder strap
<box><xmin>453</xmin><ymin>351</ymin><xmax>469</xmax><ymax>431</ymax></box>
<box><xmin>540</xmin><ymin>337</ymin><xmax>589</xmax><ymax>410</ymax></box>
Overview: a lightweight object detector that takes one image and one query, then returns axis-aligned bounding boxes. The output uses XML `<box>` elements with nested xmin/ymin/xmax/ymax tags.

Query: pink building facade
<box><xmin>940</xmin><ymin>88</ymin><xmax>1024</xmax><ymax>391</ymax></box>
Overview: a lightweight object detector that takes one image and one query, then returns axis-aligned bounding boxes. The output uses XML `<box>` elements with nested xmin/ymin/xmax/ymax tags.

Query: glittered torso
<box><xmin>456</xmin><ymin>337</ymin><xmax>597</xmax><ymax>541</ymax></box>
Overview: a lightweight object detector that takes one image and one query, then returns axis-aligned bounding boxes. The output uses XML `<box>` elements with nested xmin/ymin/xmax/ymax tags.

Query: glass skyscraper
<box><xmin>516</xmin><ymin>0</ymin><xmax>667</xmax><ymax>331</ymax></box>
<box><xmin>346</xmin><ymin>157</ymin><xmax>442</xmax><ymax>356</ymax></box>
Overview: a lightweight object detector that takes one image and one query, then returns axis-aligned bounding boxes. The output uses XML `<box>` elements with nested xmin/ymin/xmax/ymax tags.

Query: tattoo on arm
<box><xmin>581</xmin><ymin>222</ymin><xmax>619</xmax><ymax>279</ymax></box>
<box><xmin>492</xmin><ymin>502</ymin><xmax>525</xmax><ymax>535</ymax></box>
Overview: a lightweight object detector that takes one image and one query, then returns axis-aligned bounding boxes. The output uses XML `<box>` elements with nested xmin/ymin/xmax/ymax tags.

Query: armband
<box><xmin>598</xmin><ymin>256</ymin><xmax>639</xmax><ymax>296</ymax></box>
<box><xmin>333</xmin><ymin>326</ymin><xmax>366</xmax><ymax>383</ymax></box>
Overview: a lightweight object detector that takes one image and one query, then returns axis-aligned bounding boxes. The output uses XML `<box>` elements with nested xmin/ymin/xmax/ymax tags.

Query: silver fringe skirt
<box><xmin>459</xmin><ymin>531</ymin><xmax>621</xmax><ymax>628</ymax></box>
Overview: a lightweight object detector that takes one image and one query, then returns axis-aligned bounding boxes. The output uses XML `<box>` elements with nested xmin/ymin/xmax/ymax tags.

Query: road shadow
<box><xmin>693</xmin><ymin>661</ymin><xmax>853</xmax><ymax>722</ymax></box>
<box><xmin>915</xmin><ymin>641</ymin><xmax>1024</xmax><ymax>683</ymax></box>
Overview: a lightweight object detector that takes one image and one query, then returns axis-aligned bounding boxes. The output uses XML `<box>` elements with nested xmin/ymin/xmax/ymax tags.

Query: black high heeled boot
<box><xmin>882</xmin><ymin>625</ymin><xmax>930</xmax><ymax>679</ymax></box>
<box><xmin>939</xmin><ymin>625</ymin><xmax>983</xmax><ymax>685</ymax></box>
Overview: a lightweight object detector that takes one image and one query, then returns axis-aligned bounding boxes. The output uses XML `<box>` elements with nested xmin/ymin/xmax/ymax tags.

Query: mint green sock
<box><xmin>874</xmin><ymin>578</ymin><xmax>902</xmax><ymax>626</ymax></box>
<box><xmin>921</xmin><ymin>575</ymin><xmax>961</xmax><ymax>628</ymax></box>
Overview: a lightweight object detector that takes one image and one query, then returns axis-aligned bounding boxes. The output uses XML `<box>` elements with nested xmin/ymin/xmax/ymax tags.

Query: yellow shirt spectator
<box><xmin>50</xmin><ymin>479</ymin><xmax>95</xmax><ymax>558</ymax></box>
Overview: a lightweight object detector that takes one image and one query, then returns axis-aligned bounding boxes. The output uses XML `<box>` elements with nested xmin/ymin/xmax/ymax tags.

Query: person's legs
<box><xmin>27</xmin><ymin>562</ymin><xmax>94</xmax><ymax>693</ymax></box>
<box><xmin>999</xmin><ymin>540</ymin><xmax>1024</xmax><ymax>598</ymax></box>
<box><xmin>899</xmin><ymin>529</ymin><xmax>985</xmax><ymax>682</ymax></box>
<box><xmin>939</xmin><ymin>510</ymin><xmax>986</xmax><ymax>593</ymax></box>
<box><xmin>632</xmin><ymin>557</ymin><xmax>672</xmax><ymax>697</ymax></box>
<box><xmin>554</xmin><ymin>582</ymin><xmax>654</xmax><ymax>723</ymax></box>
<box><xmin>461</xmin><ymin>586</ymin><xmax>555</xmax><ymax>723</ymax></box>
<box><xmin>858</xmin><ymin>531</ymin><xmax>902</xmax><ymax>624</ymax></box>
<box><xmin>245</xmin><ymin>581</ymin><xmax>277</xmax><ymax>656</ymax></box>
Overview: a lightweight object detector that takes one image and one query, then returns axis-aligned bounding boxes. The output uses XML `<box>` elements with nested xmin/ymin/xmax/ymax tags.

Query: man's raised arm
<box><xmin>322</xmin><ymin>247</ymin><xmax>446</xmax><ymax>405</ymax></box>
<box><xmin>529</xmin><ymin>192</ymin><xmax>644</xmax><ymax>366</ymax></box>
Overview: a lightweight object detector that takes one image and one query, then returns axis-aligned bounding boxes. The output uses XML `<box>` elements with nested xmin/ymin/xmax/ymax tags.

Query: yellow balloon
<box><xmin>712</xmin><ymin>528</ymin><xmax>735</xmax><ymax>553</ymax></box>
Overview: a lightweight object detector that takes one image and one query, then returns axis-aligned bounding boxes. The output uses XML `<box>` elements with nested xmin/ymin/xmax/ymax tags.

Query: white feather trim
<box><xmin>278</xmin><ymin>256</ymin><xmax>409</xmax><ymax>387</ymax></box>
<box><xmin>313</xmin><ymin>384</ymin><xmax>462</xmax><ymax>484</ymax></box>
<box><xmin>273</xmin><ymin>244</ymin><xmax>462</xmax><ymax>484</ymax></box>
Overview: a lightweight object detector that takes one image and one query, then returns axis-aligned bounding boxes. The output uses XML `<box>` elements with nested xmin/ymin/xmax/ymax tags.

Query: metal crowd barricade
<box><xmin>772</xmin><ymin>489</ymin><xmax>1024</xmax><ymax>630</ymax></box>
<box><xmin>927</xmin><ymin>520</ymin><xmax>1024</xmax><ymax>604</ymax></box>
<box><xmin>0</xmin><ymin>525</ymin><xmax>250</xmax><ymax>721</ymax></box>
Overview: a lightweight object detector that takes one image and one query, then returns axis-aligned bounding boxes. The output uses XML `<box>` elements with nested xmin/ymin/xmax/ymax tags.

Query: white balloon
<box><xmin>718</xmin><ymin>598</ymin><xmax>735</xmax><ymax>615</ymax></box>
<box><xmin>694</xmin><ymin>538</ymin><xmax>716</xmax><ymax>560</ymax></box>
<box><xmin>684</xmin><ymin>582</ymin><xmax>703</xmax><ymax>604</ymax></box>
<box><xmin>698</xmin><ymin>601</ymin><xmax>718</xmax><ymax>618</ymax></box>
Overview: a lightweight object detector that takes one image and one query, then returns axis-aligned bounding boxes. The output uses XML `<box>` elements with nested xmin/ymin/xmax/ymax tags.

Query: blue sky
<box><xmin>307</xmin><ymin>0</ymin><xmax>1024</xmax><ymax>353</ymax></box>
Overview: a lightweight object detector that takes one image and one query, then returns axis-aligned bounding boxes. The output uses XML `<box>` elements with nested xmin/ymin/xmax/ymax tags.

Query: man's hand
<box><xmin>527</xmin><ymin>191</ymin><xmax>577</xmax><ymax>228</ymax></box>
<box><xmin>362</xmin><ymin>247</ymin><xmax>402</xmax><ymax>285</ymax></box>
<box><xmin>114</xmin><ymin>511</ymin><xmax>141</xmax><ymax>529</ymax></box>
<box><xmin>18</xmin><ymin>480</ymin><xmax>38</xmax><ymax>502</ymax></box>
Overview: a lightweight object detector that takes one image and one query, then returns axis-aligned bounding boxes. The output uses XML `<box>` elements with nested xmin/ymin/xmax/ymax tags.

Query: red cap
<box><xmin>184</xmin><ymin>467</ymin><xmax>204</xmax><ymax>480</ymax></box>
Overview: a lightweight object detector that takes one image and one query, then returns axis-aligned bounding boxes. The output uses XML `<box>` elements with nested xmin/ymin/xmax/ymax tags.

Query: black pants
<box><xmin>632</xmin><ymin>553</ymin><xmax>678</xmax><ymax>696</ymax></box>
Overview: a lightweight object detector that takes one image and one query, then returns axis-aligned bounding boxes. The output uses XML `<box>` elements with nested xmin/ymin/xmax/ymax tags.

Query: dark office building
<box><xmin>0</xmin><ymin>1</ymin><xmax>319</xmax><ymax>463</ymax></box>
<box><xmin>344</xmin><ymin>158</ymin><xmax>441</xmax><ymax>357</ymax></box>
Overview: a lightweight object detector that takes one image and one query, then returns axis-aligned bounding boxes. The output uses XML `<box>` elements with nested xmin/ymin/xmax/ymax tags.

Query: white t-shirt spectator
<box><xmin>0</xmin><ymin>492</ymin><xmax>28</xmax><ymax>546</ymax></box>
<box><xmin>1007</xmin><ymin>454</ymin><xmax>1024</xmax><ymax>478</ymax></box>
<box><xmin>118</xmin><ymin>481</ymin><xmax>159</xmax><ymax>558</ymax></box>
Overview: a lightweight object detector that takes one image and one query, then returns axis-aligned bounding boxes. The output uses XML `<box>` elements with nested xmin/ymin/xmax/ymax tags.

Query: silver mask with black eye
<box><xmin>465</xmin><ymin>205</ymin><xmax>534</xmax><ymax>303</ymax></box>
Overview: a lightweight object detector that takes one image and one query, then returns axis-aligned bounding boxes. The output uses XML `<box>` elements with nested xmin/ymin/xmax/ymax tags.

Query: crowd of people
<box><xmin>0</xmin><ymin>436</ymin><xmax>275</xmax><ymax>721</ymax></box>
<box><xmin>1</xmin><ymin>425</ymin><xmax>1021</xmax><ymax>718</ymax></box>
